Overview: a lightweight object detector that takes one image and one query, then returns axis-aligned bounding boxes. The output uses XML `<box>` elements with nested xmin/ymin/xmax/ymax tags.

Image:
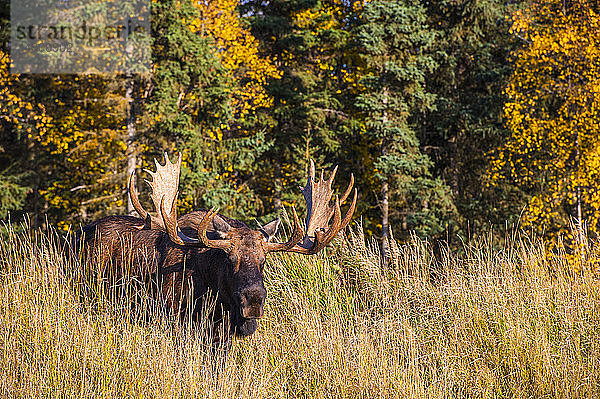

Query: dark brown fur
<box><xmin>75</xmin><ymin>211</ymin><xmax>274</xmax><ymax>337</ymax></box>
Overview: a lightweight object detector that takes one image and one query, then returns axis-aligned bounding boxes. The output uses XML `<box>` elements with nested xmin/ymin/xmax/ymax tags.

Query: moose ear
<box><xmin>212</xmin><ymin>215</ymin><xmax>232</xmax><ymax>239</ymax></box>
<box><xmin>260</xmin><ymin>218</ymin><xmax>281</xmax><ymax>242</ymax></box>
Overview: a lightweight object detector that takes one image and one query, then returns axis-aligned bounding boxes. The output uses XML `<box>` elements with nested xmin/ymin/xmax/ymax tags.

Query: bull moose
<box><xmin>76</xmin><ymin>153</ymin><xmax>356</xmax><ymax>338</ymax></box>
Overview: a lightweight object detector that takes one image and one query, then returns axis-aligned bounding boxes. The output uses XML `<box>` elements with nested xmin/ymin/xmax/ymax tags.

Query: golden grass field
<box><xmin>0</xmin><ymin>223</ymin><xmax>599</xmax><ymax>398</ymax></box>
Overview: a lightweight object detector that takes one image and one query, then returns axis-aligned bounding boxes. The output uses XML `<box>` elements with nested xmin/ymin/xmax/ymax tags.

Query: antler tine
<box><xmin>129</xmin><ymin>170</ymin><xmax>165</xmax><ymax>229</ymax></box>
<box><xmin>160</xmin><ymin>194</ymin><xmax>188</xmax><ymax>245</ymax></box>
<box><xmin>327</xmin><ymin>165</ymin><xmax>338</xmax><ymax>188</ymax></box>
<box><xmin>340</xmin><ymin>188</ymin><xmax>357</xmax><ymax>230</ymax></box>
<box><xmin>197</xmin><ymin>208</ymin><xmax>232</xmax><ymax>251</ymax></box>
<box><xmin>159</xmin><ymin>196</ymin><xmax>233</xmax><ymax>250</ymax></box>
<box><xmin>129</xmin><ymin>170</ymin><xmax>147</xmax><ymax>220</ymax></box>
<box><xmin>265</xmin><ymin>206</ymin><xmax>304</xmax><ymax>252</ymax></box>
<box><xmin>340</xmin><ymin>174</ymin><xmax>354</xmax><ymax>204</ymax></box>
<box><xmin>309</xmin><ymin>159</ymin><xmax>316</xmax><ymax>180</ymax></box>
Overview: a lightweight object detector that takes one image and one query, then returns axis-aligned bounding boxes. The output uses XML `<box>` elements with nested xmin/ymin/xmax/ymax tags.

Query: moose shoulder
<box><xmin>75</xmin><ymin>154</ymin><xmax>356</xmax><ymax>338</ymax></box>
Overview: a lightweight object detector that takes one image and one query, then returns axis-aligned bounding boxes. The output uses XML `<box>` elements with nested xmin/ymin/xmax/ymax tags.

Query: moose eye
<box><xmin>228</xmin><ymin>252</ymin><xmax>240</xmax><ymax>267</ymax></box>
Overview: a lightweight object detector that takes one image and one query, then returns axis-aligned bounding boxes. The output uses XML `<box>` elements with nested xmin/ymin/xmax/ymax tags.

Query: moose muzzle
<box><xmin>237</xmin><ymin>285</ymin><xmax>266</xmax><ymax>319</ymax></box>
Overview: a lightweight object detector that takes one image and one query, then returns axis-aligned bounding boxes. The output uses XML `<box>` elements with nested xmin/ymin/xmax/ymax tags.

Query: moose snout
<box><xmin>236</xmin><ymin>285</ymin><xmax>266</xmax><ymax>319</ymax></box>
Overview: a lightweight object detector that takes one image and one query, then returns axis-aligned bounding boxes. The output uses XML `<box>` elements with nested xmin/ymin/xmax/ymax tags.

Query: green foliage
<box><xmin>421</xmin><ymin>0</ymin><xmax>526</xmax><ymax>240</ymax></box>
<box><xmin>180</xmin><ymin>131</ymin><xmax>273</xmax><ymax>218</ymax></box>
<box><xmin>243</xmin><ymin>0</ymin><xmax>354</xmax><ymax>215</ymax></box>
<box><xmin>353</xmin><ymin>0</ymin><xmax>456</xmax><ymax>238</ymax></box>
<box><xmin>0</xmin><ymin>169</ymin><xmax>30</xmax><ymax>219</ymax></box>
<box><xmin>34</xmin><ymin>75</ymin><xmax>129</xmax><ymax>228</ymax></box>
<box><xmin>141</xmin><ymin>0</ymin><xmax>274</xmax><ymax>220</ymax></box>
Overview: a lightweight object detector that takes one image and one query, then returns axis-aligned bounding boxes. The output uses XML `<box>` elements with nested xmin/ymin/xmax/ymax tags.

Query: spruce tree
<box><xmin>144</xmin><ymin>0</ymin><xmax>269</xmax><ymax>219</ymax></box>
<box><xmin>242</xmin><ymin>0</ymin><xmax>352</xmax><ymax>216</ymax></box>
<box><xmin>354</xmin><ymin>0</ymin><xmax>455</xmax><ymax>255</ymax></box>
<box><xmin>421</xmin><ymin>0</ymin><xmax>525</xmax><ymax>241</ymax></box>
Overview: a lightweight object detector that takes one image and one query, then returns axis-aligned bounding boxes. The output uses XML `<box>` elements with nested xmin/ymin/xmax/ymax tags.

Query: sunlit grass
<box><xmin>0</xmin><ymin>223</ymin><xmax>599</xmax><ymax>398</ymax></box>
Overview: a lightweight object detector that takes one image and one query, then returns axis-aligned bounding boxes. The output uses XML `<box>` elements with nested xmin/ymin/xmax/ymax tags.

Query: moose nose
<box><xmin>238</xmin><ymin>285</ymin><xmax>266</xmax><ymax>319</ymax></box>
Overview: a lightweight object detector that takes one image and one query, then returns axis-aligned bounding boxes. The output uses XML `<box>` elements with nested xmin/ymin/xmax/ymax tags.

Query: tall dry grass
<box><xmin>0</xmin><ymin>223</ymin><xmax>599</xmax><ymax>398</ymax></box>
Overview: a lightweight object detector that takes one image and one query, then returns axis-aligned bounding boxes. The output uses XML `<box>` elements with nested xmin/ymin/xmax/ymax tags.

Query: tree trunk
<box><xmin>273</xmin><ymin>160</ymin><xmax>282</xmax><ymax>211</ymax></box>
<box><xmin>575</xmin><ymin>107</ymin><xmax>585</xmax><ymax>263</ymax></box>
<box><xmin>381</xmin><ymin>86</ymin><xmax>390</xmax><ymax>264</ymax></box>
<box><xmin>569</xmin><ymin>75</ymin><xmax>585</xmax><ymax>263</ymax></box>
<box><xmin>381</xmin><ymin>180</ymin><xmax>390</xmax><ymax>263</ymax></box>
<box><xmin>125</xmin><ymin>75</ymin><xmax>137</xmax><ymax>215</ymax></box>
<box><xmin>28</xmin><ymin>138</ymin><xmax>42</xmax><ymax>229</ymax></box>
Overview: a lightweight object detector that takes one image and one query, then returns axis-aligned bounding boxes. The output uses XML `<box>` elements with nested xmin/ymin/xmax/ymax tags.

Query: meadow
<box><xmin>0</xmin><ymin>223</ymin><xmax>599</xmax><ymax>398</ymax></box>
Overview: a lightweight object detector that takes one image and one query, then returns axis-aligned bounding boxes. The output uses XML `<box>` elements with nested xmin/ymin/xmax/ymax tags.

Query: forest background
<box><xmin>1</xmin><ymin>0</ymin><xmax>598</xmax><ymax>249</ymax></box>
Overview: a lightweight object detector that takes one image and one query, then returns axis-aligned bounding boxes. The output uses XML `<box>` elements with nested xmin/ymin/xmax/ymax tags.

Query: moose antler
<box><xmin>263</xmin><ymin>207</ymin><xmax>305</xmax><ymax>252</ymax></box>
<box><xmin>161</xmin><ymin>204</ymin><xmax>233</xmax><ymax>250</ymax></box>
<box><xmin>128</xmin><ymin>153</ymin><xmax>182</xmax><ymax>230</ymax></box>
<box><xmin>139</xmin><ymin>153</ymin><xmax>231</xmax><ymax>250</ymax></box>
<box><xmin>131</xmin><ymin>153</ymin><xmax>354</xmax><ymax>255</ymax></box>
<box><xmin>265</xmin><ymin>160</ymin><xmax>357</xmax><ymax>254</ymax></box>
<box><xmin>130</xmin><ymin>152</ymin><xmax>304</xmax><ymax>252</ymax></box>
